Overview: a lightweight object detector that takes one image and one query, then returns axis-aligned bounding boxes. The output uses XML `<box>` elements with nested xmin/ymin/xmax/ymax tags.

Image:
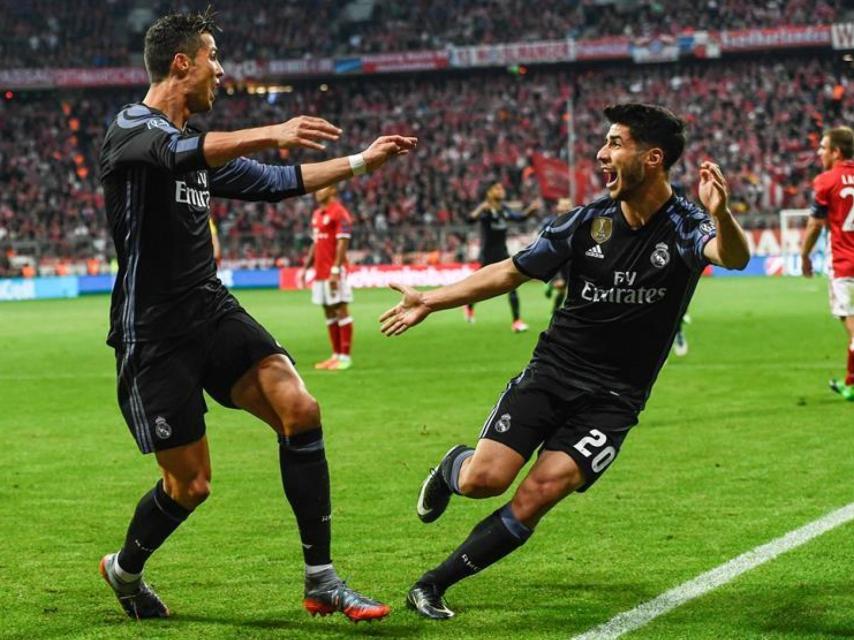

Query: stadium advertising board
<box><xmin>719</xmin><ymin>24</ymin><xmax>831</xmax><ymax>51</ymax></box>
<box><xmin>279</xmin><ymin>264</ymin><xmax>479</xmax><ymax>291</ymax></box>
<box><xmin>360</xmin><ymin>51</ymin><xmax>450</xmax><ymax>73</ymax></box>
<box><xmin>0</xmin><ymin>276</ymin><xmax>77</xmax><ymax>301</ymax></box>
<box><xmin>449</xmin><ymin>40</ymin><xmax>576</xmax><ymax>67</ymax></box>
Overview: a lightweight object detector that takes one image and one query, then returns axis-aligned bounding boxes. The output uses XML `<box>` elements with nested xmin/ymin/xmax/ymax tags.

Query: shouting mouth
<box><xmin>602</xmin><ymin>168</ymin><xmax>618</xmax><ymax>189</ymax></box>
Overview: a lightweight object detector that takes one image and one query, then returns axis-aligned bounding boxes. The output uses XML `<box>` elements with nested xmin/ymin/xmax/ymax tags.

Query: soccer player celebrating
<box><xmin>464</xmin><ymin>181</ymin><xmax>541</xmax><ymax>331</ymax></box>
<box><xmin>98</xmin><ymin>9</ymin><xmax>415</xmax><ymax>621</ymax></box>
<box><xmin>300</xmin><ymin>184</ymin><xmax>355</xmax><ymax>371</ymax></box>
<box><xmin>380</xmin><ymin>104</ymin><xmax>748</xmax><ymax>619</ymax></box>
<box><xmin>801</xmin><ymin>126</ymin><xmax>854</xmax><ymax>401</ymax></box>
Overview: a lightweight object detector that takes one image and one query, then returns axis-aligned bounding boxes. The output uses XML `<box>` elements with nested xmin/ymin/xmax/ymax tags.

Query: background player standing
<box><xmin>801</xmin><ymin>126</ymin><xmax>854</xmax><ymax>401</ymax></box>
<box><xmin>380</xmin><ymin>104</ymin><xmax>749</xmax><ymax>619</ymax></box>
<box><xmin>98</xmin><ymin>9</ymin><xmax>415</xmax><ymax>622</ymax></box>
<box><xmin>300</xmin><ymin>184</ymin><xmax>355</xmax><ymax>371</ymax></box>
<box><xmin>464</xmin><ymin>181</ymin><xmax>541</xmax><ymax>331</ymax></box>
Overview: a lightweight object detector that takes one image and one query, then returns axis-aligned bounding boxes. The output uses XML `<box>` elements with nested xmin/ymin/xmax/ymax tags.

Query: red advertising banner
<box><xmin>531</xmin><ymin>154</ymin><xmax>570</xmax><ymax>200</ymax></box>
<box><xmin>279</xmin><ymin>263</ymin><xmax>479</xmax><ymax>291</ymax></box>
<box><xmin>719</xmin><ymin>25</ymin><xmax>830</xmax><ymax>51</ymax></box>
<box><xmin>575</xmin><ymin>36</ymin><xmax>632</xmax><ymax>60</ymax></box>
<box><xmin>360</xmin><ymin>51</ymin><xmax>450</xmax><ymax>73</ymax></box>
<box><xmin>450</xmin><ymin>40</ymin><xmax>575</xmax><ymax>67</ymax></box>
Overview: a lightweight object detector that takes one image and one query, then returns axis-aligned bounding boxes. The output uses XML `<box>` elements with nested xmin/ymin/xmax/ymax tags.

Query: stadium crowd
<box><xmin>0</xmin><ymin>0</ymin><xmax>845</xmax><ymax>69</ymax></box>
<box><xmin>0</xmin><ymin>53</ymin><xmax>850</xmax><ymax>274</ymax></box>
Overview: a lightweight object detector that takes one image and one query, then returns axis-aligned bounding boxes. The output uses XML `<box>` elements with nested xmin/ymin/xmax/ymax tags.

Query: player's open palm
<box><xmin>363</xmin><ymin>136</ymin><xmax>418</xmax><ymax>172</ymax></box>
<box><xmin>273</xmin><ymin>116</ymin><xmax>342</xmax><ymax>151</ymax></box>
<box><xmin>379</xmin><ymin>283</ymin><xmax>430</xmax><ymax>336</ymax></box>
<box><xmin>699</xmin><ymin>160</ymin><xmax>729</xmax><ymax>218</ymax></box>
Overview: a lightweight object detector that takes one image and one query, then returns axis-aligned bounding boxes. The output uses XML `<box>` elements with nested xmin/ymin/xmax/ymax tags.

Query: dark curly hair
<box><xmin>603</xmin><ymin>103</ymin><xmax>686</xmax><ymax>171</ymax></box>
<box><xmin>143</xmin><ymin>6</ymin><xmax>220</xmax><ymax>83</ymax></box>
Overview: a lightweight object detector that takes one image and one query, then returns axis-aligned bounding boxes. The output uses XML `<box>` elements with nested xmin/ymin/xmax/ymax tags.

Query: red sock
<box><xmin>326</xmin><ymin>318</ymin><xmax>341</xmax><ymax>355</ymax></box>
<box><xmin>338</xmin><ymin>317</ymin><xmax>353</xmax><ymax>356</ymax></box>
<box><xmin>846</xmin><ymin>341</ymin><xmax>854</xmax><ymax>386</ymax></box>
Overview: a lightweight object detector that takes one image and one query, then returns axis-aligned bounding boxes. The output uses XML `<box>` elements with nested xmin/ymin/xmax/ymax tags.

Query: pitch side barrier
<box><xmin>0</xmin><ymin>255</ymin><xmax>814</xmax><ymax>302</ymax></box>
<box><xmin>2</xmin><ymin>23</ymin><xmax>851</xmax><ymax>90</ymax></box>
<box><xmin>0</xmin><ymin>264</ymin><xmax>482</xmax><ymax>302</ymax></box>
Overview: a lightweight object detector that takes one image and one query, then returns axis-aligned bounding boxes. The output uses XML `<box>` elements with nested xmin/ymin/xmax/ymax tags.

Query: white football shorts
<box><xmin>829</xmin><ymin>277</ymin><xmax>854</xmax><ymax>318</ymax></box>
<box><xmin>311</xmin><ymin>276</ymin><xmax>353</xmax><ymax>306</ymax></box>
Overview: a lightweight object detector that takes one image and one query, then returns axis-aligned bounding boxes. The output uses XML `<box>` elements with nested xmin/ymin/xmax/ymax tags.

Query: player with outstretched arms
<box><xmin>464</xmin><ymin>181</ymin><xmax>541</xmax><ymax>331</ymax></box>
<box><xmin>380</xmin><ymin>104</ymin><xmax>749</xmax><ymax>619</ymax></box>
<box><xmin>97</xmin><ymin>9</ymin><xmax>415</xmax><ymax>622</ymax></box>
<box><xmin>801</xmin><ymin>126</ymin><xmax>854</xmax><ymax>401</ymax></box>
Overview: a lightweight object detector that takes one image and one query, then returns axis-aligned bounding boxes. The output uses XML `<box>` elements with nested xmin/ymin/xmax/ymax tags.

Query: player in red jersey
<box><xmin>801</xmin><ymin>126</ymin><xmax>854</xmax><ymax>400</ymax></box>
<box><xmin>301</xmin><ymin>184</ymin><xmax>355</xmax><ymax>371</ymax></box>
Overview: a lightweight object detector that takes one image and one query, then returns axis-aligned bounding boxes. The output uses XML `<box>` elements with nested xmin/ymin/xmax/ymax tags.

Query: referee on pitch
<box><xmin>98</xmin><ymin>9</ymin><xmax>415</xmax><ymax>622</ymax></box>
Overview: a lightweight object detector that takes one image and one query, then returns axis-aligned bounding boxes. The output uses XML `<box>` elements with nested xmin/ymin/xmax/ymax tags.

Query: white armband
<box><xmin>348</xmin><ymin>153</ymin><xmax>367</xmax><ymax>176</ymax></box>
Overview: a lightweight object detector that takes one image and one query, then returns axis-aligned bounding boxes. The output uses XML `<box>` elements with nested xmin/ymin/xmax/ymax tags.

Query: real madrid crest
<box><xmin>650</xmin><ymin>242</ymin><xmax>671</xmax><ymax>268</ymax></box>
<box><xmin>494</xmin><ymin>413</ymin><xmax>512</xmax><ymax>433</ymax></box>
<box><xmin>590</xmin><ymin>217</ymin><xmax>613</xmax><ymax>244</ymax></box>
<box><xmin>154</xmin><ymin>416</ymin><xmax>172</xmax><ymax>440</ymax></box>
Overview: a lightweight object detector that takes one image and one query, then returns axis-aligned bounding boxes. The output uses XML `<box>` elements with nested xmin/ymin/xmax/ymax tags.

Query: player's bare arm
<box><xmin>468</xmin><ymin>201</ymin><xmax>488</xmax><ymax>220</ymax></box>
<box><xmin>699</xmin><ymin>161</ymin><xmax>750</xmax><ymax>270</ymax></box>
<box><xmin>329</xmin><ymin>236</ymin><xmax>349</xmax><ymax>293</ymax></box>
<box><xmin>380</xmin><ymin>259</ymin><xmax>529</xmax><ymax>336</ymax></box>
<box><xmin>521</xmin><ymin>198</ymin><xmax>543</xmax><ymax>217</ymax></box>
<box><xmin>299</xmin><ymin>243</ymin><xmax>316</xmax><ymax>289</ymax></box>
<box><xmin>203</xmin><ymin>116</ymin><xmax>343</xmax><ymax>167</ymax></box>
<box><xmin>800</xmin><ymin>216</ymin><xmax>827</xmax><ymax>278</ymax></box>
<box><xmin>301</xmin><ymin>135</ymin><xmax>417</xmax><ymax>192</ymax></box>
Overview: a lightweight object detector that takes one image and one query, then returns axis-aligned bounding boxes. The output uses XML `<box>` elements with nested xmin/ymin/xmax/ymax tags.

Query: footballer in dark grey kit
<box><xmin>380</xmin><ymin>103</ymin><xmax>749</xmax><ymax>620</ymax></box>
<box><xmin>98</xmin><ymin>7</ymin><xmax>416</xmax><ymax>622</ymax></box>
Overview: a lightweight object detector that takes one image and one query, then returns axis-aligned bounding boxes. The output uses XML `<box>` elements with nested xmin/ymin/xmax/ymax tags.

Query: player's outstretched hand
<box><xmin>362</xmin><ymin>135</ymin><xmax>418</xmax><ymax>173</ymax></box>
<box><xmin>273</xmin><ymin>116</ymin><xmax>342</xmax><ymax>151</ymax></box>
<box><xmin>379</xmin><ymin>283</ymin><xmax>430</xmax><ymax>336</ymax></box>
<box><xmin>698</xmin><ymin>160</ymin><xmax>729</xmax><ymax>218</ymax></box>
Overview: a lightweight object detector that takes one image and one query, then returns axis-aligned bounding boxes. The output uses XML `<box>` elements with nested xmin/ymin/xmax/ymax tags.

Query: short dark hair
<box><xmin>825</xmin><ymin>126</ymin><xmax>854</xmax><ymax>160</ymax></box>
<box><xmin>603</xmin><ymin>103</ymin><xmax>686</xmax><ymax>171</ymax></box>
<box><xmin>143</xmin><ymin>7</ymin><xmax>220</xmax><ymax>83</ymax></box>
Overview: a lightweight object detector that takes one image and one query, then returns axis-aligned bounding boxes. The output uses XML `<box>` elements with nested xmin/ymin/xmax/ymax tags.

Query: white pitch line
<box><xmin>572</xmin><ymin>502</ymin><xmax>854</xmax><ymax>640</ymax></box>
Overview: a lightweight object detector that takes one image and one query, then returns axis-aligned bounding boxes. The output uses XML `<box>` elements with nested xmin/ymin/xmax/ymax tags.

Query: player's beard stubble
<box><xmin>611</xmin><ymin>157</ymin><xmax>646</xmax><ymax>201</ymax></box>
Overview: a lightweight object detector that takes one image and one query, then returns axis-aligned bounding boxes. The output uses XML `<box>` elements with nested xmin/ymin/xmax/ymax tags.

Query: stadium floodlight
<box><xmin>779</xmin><ymin>208</ymin><xmax>826</xmax><ymax>276</ymax></box>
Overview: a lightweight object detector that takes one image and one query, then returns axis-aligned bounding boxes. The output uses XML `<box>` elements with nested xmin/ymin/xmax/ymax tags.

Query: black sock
<box><xmin>279</xmin><ymin>429</ymin><xmax>332</xmax><ymax>567</ymax></box>
<box><xmin>419</xmin><ymin>503</ymin><xmax>532</xmax><ymax>592</ymax></box>
<box><xmin>117</xmin><ymin>479</ymin><xmax>192</xmax><ymax>574</ymax></box>
<box><xmin>439</xmin><ymin>446</ymin><xmax>474</xmax><ymax>495</ymax></box>
<box><xmin>508</xmin><ymin>290</ymin><xmax>520</xmax><ymax>321</ymax></box>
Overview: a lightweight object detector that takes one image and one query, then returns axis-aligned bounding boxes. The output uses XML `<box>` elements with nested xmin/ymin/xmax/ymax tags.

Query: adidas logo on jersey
<box><xmin>585</xmin><ymin>244</ymin><xmax>605</xmax><ymax>259</ymax></box>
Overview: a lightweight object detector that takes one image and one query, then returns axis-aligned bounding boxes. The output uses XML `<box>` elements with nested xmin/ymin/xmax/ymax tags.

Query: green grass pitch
<box><xmin>0</xmin><ymin>277</ymin><xmax>852</xmax><ymax>639</ymax></box>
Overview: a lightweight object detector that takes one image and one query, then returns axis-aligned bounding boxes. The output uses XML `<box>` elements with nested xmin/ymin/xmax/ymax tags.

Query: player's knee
<box><xmin>279</xmin><ymin>392</ymin><xmax>321</xmax><ymax>436</ymax></box>
<box><xmin>512</xmin><ymin>471</ymin><xmax>582</xmax><ymax>523</ymax></box>
<box><xmin>460</xmin><ymin>466</ymin><xmax>510</xmax><ymax>497</ymax></box>
<box><xmin>166</xmin><ymin>474</ymin><xmax>211</xmax><ymax>509</ymax></box>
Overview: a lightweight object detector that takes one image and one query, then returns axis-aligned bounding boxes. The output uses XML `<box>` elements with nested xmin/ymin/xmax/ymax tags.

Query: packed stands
<box><xmin>0</xmin><ymin>0</ymin><xmax>845</xmax><ymax>68</ymax></box>
<box><xmin>1</xmin><ymin>48</ymin><xmax>850</xmax><ymax>275</ymax></box>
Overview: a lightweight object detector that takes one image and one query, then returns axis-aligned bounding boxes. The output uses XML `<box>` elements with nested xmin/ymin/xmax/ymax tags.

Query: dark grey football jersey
<box><xmin>100</xmin><ymin>103</ymin><xmax>304</xmax><ymax>346</ymax></box>
<box><xmin>513</xmin><ymin>193</ymin><xmax>716</xmax><ymax>407</ymax></box>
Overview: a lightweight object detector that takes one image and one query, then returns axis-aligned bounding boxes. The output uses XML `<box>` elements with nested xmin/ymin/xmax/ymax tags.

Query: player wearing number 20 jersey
<box><xmin>380</xmin><ymin>104</ymin><xmax>750</xmax><ymax>620</ymax></box>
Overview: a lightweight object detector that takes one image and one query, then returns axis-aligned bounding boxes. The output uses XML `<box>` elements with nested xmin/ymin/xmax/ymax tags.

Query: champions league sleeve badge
<box><xmin>650</xmin><ymin>242</ymin><xmax>671</xmax><ymax>268</ymax></box>
<box><xmin>590</xmin><ymin>217</ymin><xmax>613</xmax><ymax>244</ymax></box>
